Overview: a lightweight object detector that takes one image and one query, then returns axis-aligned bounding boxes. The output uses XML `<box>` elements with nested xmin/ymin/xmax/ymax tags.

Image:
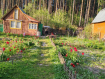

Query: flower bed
<box><xmin>0</xmin><ymin>33</ymin><xmax>40</xmax><ymax>61</ymax></box>
<box><xmin>51</xmin><ymin>38</ymin><xmax>101</xmax><ymax>79</ymax></box>
<box><xmin>53</xmin><ymin>37</ymin><xmax>105</xmax><ymax>51</ymax></box>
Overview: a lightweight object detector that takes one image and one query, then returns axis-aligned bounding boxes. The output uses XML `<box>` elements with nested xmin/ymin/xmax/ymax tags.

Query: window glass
<box><xmin>33</xmin><ymin>24</ymin><xmax>35</xmax><ymax>29</ymax></box>
<box><xmin>35</xmin><ymin>24</ymin><xmax>37</xmax><ymax>29</ymax></box>
<box><xmin>11</xmin><ymin>21</ymin><xmax>15</xmax><ymax>28</ymax></box>
<box><xmin>16</xmin><ymin>22</ymin><xmax>21</xmax><ymax>28</ymax></box>
<box><xmin>29</xmin><ymin>24</ymin><xmax>32</xmax><ymax>29</ymax></box>
<box><xmin>32</xmin><ymin>24</ymin><xmax>34</xmax><ymax>29</ymax></box>
<box><xmin>14</xmin><ymin>9</ymin><xmax>18</xmax><ymax>19</ymax></box>
<box><xmin>29</xmin><ymin>23</ymin><xmax>37</xmax><ymax>29</ymax></box>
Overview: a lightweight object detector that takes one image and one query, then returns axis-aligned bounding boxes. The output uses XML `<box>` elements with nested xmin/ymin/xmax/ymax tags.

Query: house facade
<box><xmin>92</xmin><ymin>8</ymin><xmax>105</xmax><ymax>39</ymax></box>
<box><xmin>1</xmin><ymin>5</ymin><xmax>40</xmax><ymax>36</ymax></box>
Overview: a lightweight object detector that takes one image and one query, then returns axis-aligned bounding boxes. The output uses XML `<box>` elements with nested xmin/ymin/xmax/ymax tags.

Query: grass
<box><xmin>0</xmin><ymin>33</ymin><xmax>68</xmax><ymax>79</ymax></box>
<box><xmin>53</xmin><ymin>36</ymin><xmax>105</xmax><ymax>79</ymax></box>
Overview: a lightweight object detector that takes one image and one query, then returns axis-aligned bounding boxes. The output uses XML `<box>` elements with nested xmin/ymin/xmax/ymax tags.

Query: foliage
<box><xmin>80</xmin><ymin>24</ymin><xmax>92</xmax><ymax>39</ymax></box>
<box><xmin>57</xmin><ymin>47</ymin><xmax>67</xmax><ymax>56</ymax></box>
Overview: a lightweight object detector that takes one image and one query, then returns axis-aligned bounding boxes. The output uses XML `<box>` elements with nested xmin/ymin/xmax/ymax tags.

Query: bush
<box><xmin>78</xmin><ymin>24</ymin><xmax>92</xmax><ymax>39</ymax></box>
<box><xmin>57</xmin><ymin>47</ymin><xmax>67</xmax><ymax>56</ymax></box>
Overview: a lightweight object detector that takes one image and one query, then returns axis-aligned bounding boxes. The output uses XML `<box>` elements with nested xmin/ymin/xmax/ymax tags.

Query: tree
<box><xmin>48</xmin><ymin>0</ymin><xmax>53</xmax><ymax>13</ymax></box>
<box><xmin>92</xmin><ymin>0</ymin><xmax>96</xmax><ymax>17</ymax></box>
<box><xmin>84</xmin><ymin>0</ymin><xmax>89</xmax><ymax>27</ymax></box>
<box><xmin>86</xmin><ymin>0</ymin><xmax>91</xmax><ymax>23</ymax></box>
<box><xmin>71</xmin><ymin>0</ymin><xmax>75</xmax><ymax>25</ymax></box>
<box><xmin>12</xmin><ymin>0</ymin><xmax>14</xmax><ymax>7</ymax></box>
<box><xmin>39</xmin><ymin>0</ymin><xmax>41</xmax><ymax>10</ymax></box>
<box><xmin>63</xmin><ymin>0</ymin><xmax>64</xmax><ymax>12</ymax></box>
<box><xmin>79</xmin><ymin>0</ymin><xmax>83</xmax><ymax>26</ymax></box>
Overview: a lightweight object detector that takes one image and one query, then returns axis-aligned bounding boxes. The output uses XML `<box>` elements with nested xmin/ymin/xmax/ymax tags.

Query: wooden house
<box><xmin>92</xmin><ymin>8</ymin><xmax>105</xmax><ymax>39</ymax></box>
<box><xmin>1</xmin><ymin>5</ymin><xmax>40</xmax><ymax>36</ymax></box>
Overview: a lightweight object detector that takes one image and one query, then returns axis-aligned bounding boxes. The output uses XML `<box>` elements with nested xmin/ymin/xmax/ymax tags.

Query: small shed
<box><xmin>1</xmin><ymin>5</ymin><xmax>40</xmax><ymax>36</ymax></box>
<box><xmin>92</xmin><ymin>8</ymin><xmax>105</xmax><ymax>39</ymax></box>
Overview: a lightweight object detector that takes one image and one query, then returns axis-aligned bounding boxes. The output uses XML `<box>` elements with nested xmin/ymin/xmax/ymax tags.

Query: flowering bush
<box><xmin>66</xmin><ymin>47</ymin><xmax>84</xmax><ymax>68</ymax></box>
<box><xmin>57</xmin><ymin>45</ymin><xmax>84</xmax><ymax>68</ymax></box>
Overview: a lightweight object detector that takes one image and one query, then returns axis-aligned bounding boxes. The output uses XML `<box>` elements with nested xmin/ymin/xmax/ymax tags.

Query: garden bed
<box><xmin>52</xmin><ymin>37</ymin><xmax>105</xmax><ymax>79</ymax></box>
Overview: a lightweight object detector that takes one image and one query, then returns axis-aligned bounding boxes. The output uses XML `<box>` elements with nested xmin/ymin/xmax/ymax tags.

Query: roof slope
<box><xmin>92</xmin><ymin>8</ymin><xmax>105</xmax><ymax>23</ymax></box>
<box><xmin>25</xmin><ymin>14</ymin><xmax>40</xmax><ymax>22</ymax></box>
<box><xmin>1</xmin><ymin>5</ymin><xmax>40</xmax><ymax>23</ymax></box>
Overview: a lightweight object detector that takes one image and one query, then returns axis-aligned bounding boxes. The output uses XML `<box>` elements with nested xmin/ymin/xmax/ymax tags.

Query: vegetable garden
<box><xmin>53</xmin><ymin>36</ymin><xmax>105</xmax><ymax>79</ymax></box>
<box><xmin>0</xmin><ymin>32</ymin><xmax>105</xmax><ymax>79</ymax></box>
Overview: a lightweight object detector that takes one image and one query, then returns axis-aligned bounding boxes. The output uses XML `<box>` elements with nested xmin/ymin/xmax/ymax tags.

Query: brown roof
<box><xmin>1</xmin><ymin>5</ymin><xmax>40</xmax><ymax>23</ymax></box>
<box><xmin>25</xmin><ymin>14</ymin><xmax>40</xmax><ymax>23</ymax></box>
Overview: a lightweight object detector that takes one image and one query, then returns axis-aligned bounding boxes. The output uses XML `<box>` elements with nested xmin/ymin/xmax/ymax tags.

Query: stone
<box><xmin>41</xmin><ymin>54</ymin><xmax>44</xmax><ymax>57</ymax></box>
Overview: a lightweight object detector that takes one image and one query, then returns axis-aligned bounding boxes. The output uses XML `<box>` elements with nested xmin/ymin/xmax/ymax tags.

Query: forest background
<box><xmin>0</xmin><ymin>0</ymin><xmax>105</xmax><ymax>31</ymax></box>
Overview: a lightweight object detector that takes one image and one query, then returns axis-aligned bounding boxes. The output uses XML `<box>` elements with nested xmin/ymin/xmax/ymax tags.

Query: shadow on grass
<box><xmin>74</xmin><ymin>65</ymin><xmax>105</xmax><ymax>79</ymax></box>
<box><xmin>0</xmin><ymin>52</ymin><xmax>68</xmax><ymax>79</ymax></box>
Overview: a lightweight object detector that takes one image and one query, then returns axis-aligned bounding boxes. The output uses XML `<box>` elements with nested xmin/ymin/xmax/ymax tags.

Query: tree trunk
<box><xmin>71</xmin><ymin>0</ymin><xmax>75</xmax><ymax>25</ymax></box>
<box><xmin>63</xmin><ymin>0</ymin><xmax>64</xmax><ymax>12</ymax></box>
<box><xmin>60</xmin><ymin>0</ymin><xmax>61</xmax><ymax>9</ymax></box>
<box><xmin>34</xmin><ymin>0</ymin><xmax>36</xmax><ymax>9</ymax></box>
<box><xmin>92</xmin><ymin>0</ymin><xmax>95</xmax><ymax>17</ymax></box>
<box><xmin>57</xmin><ymin>0</ymin><xmax>59</xmax><ymax>9</ymax></box>
<box><xmin>39</xmin><ymin>0</ymin><xmax>41</xmax><ymax>10</ymax></box>
<box><xmin>19</xmin><ymin>0</ymin><xmax>21</xmax><ymax>7</ymax></box>
<box><xmin>21</xmin><ymin>0</ymin><xmax>23</xmax><ymax>8</ymax></box>
<box><xmin>0</xmin><ymin>0</ymin><xmax>1</xmax><ymax>9</ymax></box>
<box><xmin>86</xmin><ymin>0</ymin><xmax>91</xmax><ymax>24</ymax></box>
<box><xmin>29</xmin><ymin>0</ymin><xmax>32</xmax><ymax>3</ymax></box>
<box><xmin>16</xmin><ymin>0</ymin><xmax>19</xmax><ymax>6</ymax></box>
<box><xmin>44</xmin><ymin>0</ymin><xmax>47</xmax><ymax>9</ymax></box>
<box><xmin>48</xmin><ymin>0</ymin><xmax>53</xmax><ymax>13</ymax></box>
<box><xmin>79</xmin><ymin>0</ymin><xmax>83</xmax><ymax>26</ymax></box>
<box><xmin>25</xmin><ymin>0</ymin><xmax>28</xmax><ymax>6</ymax></box>
<box><xmin>56</xmin><ymin>0</ymin><xmax>58</xmax><ymax>13</ymax></box>
<box><xmin>97</xmin><ymin>0</ymin><xmax>100</xmax><ymax>14</ymax></box>
<box><xmin>12</xmin><ymin>0</ymin><xmax>14</xmax><ymax>7</ymax></box>
<box><xmin>1</xmin><ymin>0</ymin><xmax>3</xmax><ymax>16</ymax></box>
<box><xmin>70</xmin><ymin>0</ymin><xmax>72</xmax><ymax>24</ymax></box>
<box><xmin>65</xmin><ymin>0</ymin><xmax>67</xmax><ymax>12</ymax></box>
<box><xmin>84</xmin><ymin>0</ymin><xmax>89</xmax><ymax>27</ymax></box>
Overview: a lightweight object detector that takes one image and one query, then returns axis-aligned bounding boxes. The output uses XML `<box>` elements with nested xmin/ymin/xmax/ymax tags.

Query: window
<box><xmin>10</xmin><ymin>21</ymin><xmax>21</xmax><ymax>29</ymax></box>
<box><xmin>29</xmin><ymin>23</ymin><xmax>37</xmax><ymax>29</ymax></box>
<box><xmin>16</xmin><ymin>22</ymin><xmax>21</xmax><ymax>28</ymax></box>
<box><xmin>11</xmin><ymin>21</ymin><xmax>15</xmax><ymax>28</ymax></box>
<box><xmin>14</xmin><ymin>9</ymin><xmax>18</xmax><ymax>19</ymax></box>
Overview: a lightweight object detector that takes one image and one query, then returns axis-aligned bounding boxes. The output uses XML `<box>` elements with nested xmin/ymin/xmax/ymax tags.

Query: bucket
<box><xmin>37</xmin><ymin>31</ymin><xmax>41</xmax><ymax>36</ymax></box>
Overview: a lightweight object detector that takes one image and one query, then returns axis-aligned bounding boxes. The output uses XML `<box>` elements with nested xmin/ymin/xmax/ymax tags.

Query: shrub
<box><xmin>57</xmin><ymin>47</ymin><xmax>67</xmax><ymax>56</ymax></box>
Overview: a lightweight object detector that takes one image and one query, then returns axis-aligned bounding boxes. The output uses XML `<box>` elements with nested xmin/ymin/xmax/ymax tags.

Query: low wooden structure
<box><xmin>48</xmin><ymin>35</ymin><xmax>57</xmax><ymax>39</ymax></box>
<box><xmin>1</xmin><ymin>5</ymin><xmax>40</xmax><ymax>36</ymax></box>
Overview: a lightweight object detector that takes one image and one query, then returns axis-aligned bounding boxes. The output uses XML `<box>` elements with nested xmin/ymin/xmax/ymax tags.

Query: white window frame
<box><xmin>29</xmin><ymin>23</ymin><xmax>37</xmax><ymax>30</ymax></box>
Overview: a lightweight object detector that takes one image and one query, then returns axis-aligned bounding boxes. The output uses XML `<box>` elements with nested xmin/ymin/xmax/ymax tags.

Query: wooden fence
<box><xmin>50</xmin><ymin>38</ymin><xmax>77</xmax><ymax>79</ymax></box>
